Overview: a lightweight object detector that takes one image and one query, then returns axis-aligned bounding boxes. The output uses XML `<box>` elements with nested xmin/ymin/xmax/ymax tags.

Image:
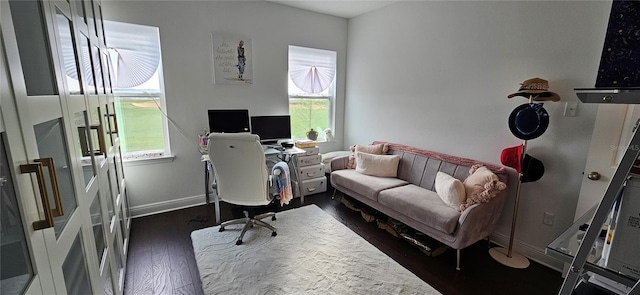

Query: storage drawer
<box><xmin>301</xmin><ymin>147</ymin><xmax>319</xmax><ymax>156</ymax></box>
<box><xmin>301</xmin><ymin>176</ymin><xmax>327</xmax><ymax>196</ymax></box>
<box><xmin>297</xmin><ymin>154</ymin><xmax>321</xmax><ymax>167</ymax></box>
<box><xmin>298</xmin><ymin>164</ymin><xmax>324</xmax><ymax>180</ymax></box>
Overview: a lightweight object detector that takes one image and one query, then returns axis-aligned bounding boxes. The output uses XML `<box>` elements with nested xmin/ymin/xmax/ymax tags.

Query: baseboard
<box><xmin>129</xmin><ymin>194</ymin><xmax>207</xmax><ymax>218</ymax></box>
<box><xmin>489</xmin><ymin>231</ymin><xmax>565</xmax><ymax>273</ymax></box>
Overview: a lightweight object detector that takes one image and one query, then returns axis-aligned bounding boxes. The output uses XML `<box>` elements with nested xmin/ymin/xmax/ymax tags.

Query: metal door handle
<box><xmin>20</xmin><ymin>162</ymin><xmax>54</xmax><ymax>230</ymax></box>
<box><xmin>34</xmin><ymin>158</ymin><xmax>63</xmax><ymax>217</ymax></box>
<box><xmin>587</xmin><ymin>171</ymin><xmax>601</xmax><ymax>181</ymax></box>
<box><xmin>106</xmin><ymin>113</ymin><xmax>118</xmax><ymax>134</ymax></box>
<box><xmin>78</xmin><ymin>124</ymin><xmax>106</xmax><ymax>156</ymax></box>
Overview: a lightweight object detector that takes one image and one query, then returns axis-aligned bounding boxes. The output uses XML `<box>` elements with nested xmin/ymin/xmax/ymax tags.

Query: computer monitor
<box><xmin>208</xmin><ymin>109</ymin><xmax>250</xmax><ymax>133</ymax></box>
<box><xmin>250</xmin><ymin>115</ymin><xmax>291</xmax><ymax>144</ymax></box>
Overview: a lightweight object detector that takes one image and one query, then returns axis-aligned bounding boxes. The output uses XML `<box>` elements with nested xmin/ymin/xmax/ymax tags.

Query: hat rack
<box><xmin>493</xmin><ymin>80</ymin><xmax>559</xmax><ymax>269</ymax></box>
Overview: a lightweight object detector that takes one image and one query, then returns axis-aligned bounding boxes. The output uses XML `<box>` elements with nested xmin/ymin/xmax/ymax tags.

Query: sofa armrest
<box><xmin>454</xmin><ymin>191</ymin><xmax>507</xmax><ymax>249</ymax></box>
<box><xmin>330</xmin><ymin>155</ymin><xmax>350</xmax><ymax>172</ymax></box>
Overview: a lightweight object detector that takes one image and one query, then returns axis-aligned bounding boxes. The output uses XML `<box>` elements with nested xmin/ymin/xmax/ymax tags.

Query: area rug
<box><xmin>191</xmin><ymin>204</ymin><xmax>441</xmax><ymax>294</ymax></box>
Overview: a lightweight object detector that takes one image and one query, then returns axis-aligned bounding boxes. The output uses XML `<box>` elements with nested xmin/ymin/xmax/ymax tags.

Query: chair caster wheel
<box><xmin>236</xmin><ymin>240</ymin><xmax>243</xmax><ymax>245</ymax></box>
<box><xmin>219</xmin><ymin>227</ymin><xmax>225</xmax><ymax>232</ymax></box>
<box><xmin>271</xmin><ymin>231</ymin><xmax>277</xmax><ymax>237</ymax></box>
<box><xmin>272</xmin><ymin>216</ymin><xmax>276</xmax><ymax>221</ymax></box>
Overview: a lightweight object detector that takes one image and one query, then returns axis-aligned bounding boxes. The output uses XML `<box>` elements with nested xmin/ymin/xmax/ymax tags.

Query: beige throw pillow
<box><xmin>355</xmin><ymin>152</ymin><xmax>400</xmax><ymax>177</ymax></box>
<box><xmin>460</xmin><ymin>165</ymin><xmax>507</xmax><ymax>211</ymax></box>
<box><xmin>435</xmin><ymin>172</ymin><xmax>466</xmax><ymax>210</ymax></box>
<box><xmin>347</xmin><ymin>143</ymin><xmax>389</xmax><ymax>169</ymax></box>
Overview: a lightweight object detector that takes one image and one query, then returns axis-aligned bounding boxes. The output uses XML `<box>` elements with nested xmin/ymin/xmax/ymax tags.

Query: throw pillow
<box><xmin>434</xmin><ymin>172</ymin><xmax>466</xmax><ymax>210</ymax></box>
<box><xmin>355</xmin><ymin>152</ymin><xmax>400</xmax><ymax>177</ymax></box>
<box><xmin>460</xmin><ymin>165</ymin><xmax>507</xmax><ymax>211</ymax></box>
<box><xmin>346</xmin><ymin>143</ymin><xmax>390</xmax><ymax>169</ymax></box>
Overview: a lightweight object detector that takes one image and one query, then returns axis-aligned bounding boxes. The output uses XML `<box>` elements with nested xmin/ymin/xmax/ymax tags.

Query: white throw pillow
<box><xmin>355</xmin><ymin>152</ymin><xmax>400</xmax><ymax>178</ymax></box>
<box><xmin>435</xmin><ymin>172</ymin><xmax>466</xmax><ymax>210</ymax></box>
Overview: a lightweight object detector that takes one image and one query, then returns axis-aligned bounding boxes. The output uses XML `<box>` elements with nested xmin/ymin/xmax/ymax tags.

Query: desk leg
<box><xmin>205</xmin><ymin>161</ymin><xmax>210</xmax><ymax>205</ymax></box>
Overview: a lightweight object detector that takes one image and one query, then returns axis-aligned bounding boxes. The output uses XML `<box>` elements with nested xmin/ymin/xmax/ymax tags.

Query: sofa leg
<box><xmin>456</xmin><ymin>249</ymin><xmax>461</xmax><ymax>271</ymax></box>
<box><xmin>332</xmin><ymin>188</ymin><xmax>337</xmax><ymax>199</ymax></box>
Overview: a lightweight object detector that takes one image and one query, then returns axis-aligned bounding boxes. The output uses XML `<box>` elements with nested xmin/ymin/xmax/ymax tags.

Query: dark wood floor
<box><xmin>124</xmin><ymin>191</ymin><xmax>564</xmax><ymax>295</ymax></box>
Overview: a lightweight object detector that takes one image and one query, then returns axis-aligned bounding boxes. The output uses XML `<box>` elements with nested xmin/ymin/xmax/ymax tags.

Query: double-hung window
<box><xmin>288</xmin><ymin>45</ymin><xmax>337</xmax><ymax>141</ymax></box>
<box><xmin>104</xmin><ymin>21</ymin><xmax>169</xmax><ymax>160</ymax></box>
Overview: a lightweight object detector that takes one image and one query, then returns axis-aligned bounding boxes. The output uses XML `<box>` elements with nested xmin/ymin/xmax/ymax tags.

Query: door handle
<box><xmin>78</xmin><ymin>124</ymin><xmax>106</xmax><ymax>156</ymax></box>
<box><xmin>587</xmin><ymin>171</ymin><xmax>601</xmax><ymax>181</ymax></box>
<box><xmin>20</xmin><ymin>162</ymin><xmax>54</xmax><ymax>230</ymax></box>
<box><xmin>33</xmin><ymin>158</ymin><xmax>63</xmax><ymax>217</ymax></box>
<box><xmin>106</xmin><ymin>113</ymin><xmax>118</xmax><ymax>134</ymax></box>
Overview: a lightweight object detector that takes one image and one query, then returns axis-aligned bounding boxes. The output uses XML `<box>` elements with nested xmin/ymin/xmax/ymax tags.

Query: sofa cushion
<box><xmin>461</xmin><ymin>165</ymin><xmax>507</xmax><ymax>211</ymax></box>
<box><xmin>435</xmin><ymin>172</ymin><xmax>466</xmax><ymax>210</ymax></box>
<box><xmin>347</xmin><ymin>143</ymin><xmax>389</xmax><ymax>169</ymax></box>
<box><xmin>378</xmin><ymin>184</ymin><xmax>461</xmax><ymax>234</ymax></box>
<box><xmin>331</xmin><ymin>169</ymin><xmax>408</xmax><ymax>201</ymax></box>
<box><xmin>355</xmin><ymin>152</ymin><xmax>400</xmax><ymax>178</ymax></box>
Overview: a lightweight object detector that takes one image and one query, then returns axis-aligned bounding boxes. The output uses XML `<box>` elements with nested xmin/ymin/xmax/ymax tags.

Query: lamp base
<box><xmin>489</xmin><ymin>247</ymin><xmax>530</xmax><ymax>269</ymax></box>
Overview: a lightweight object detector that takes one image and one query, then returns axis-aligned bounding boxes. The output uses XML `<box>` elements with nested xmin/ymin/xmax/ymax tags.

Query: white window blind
<box><xmin>288</xmin><ymin>45</ymin><xmax>336</xmax><ymax>94</ymax></box>
<box><xmin>103</xmin><ymin>21</ymin><xmax>160</xmax><ymax>89</ymax></box>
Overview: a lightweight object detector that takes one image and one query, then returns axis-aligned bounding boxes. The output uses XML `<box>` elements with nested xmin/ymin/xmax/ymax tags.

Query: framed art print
<box><xmin>212</xmin><ymin>34</ymin><xmax>253</xmax><ymax>84</ymax></box>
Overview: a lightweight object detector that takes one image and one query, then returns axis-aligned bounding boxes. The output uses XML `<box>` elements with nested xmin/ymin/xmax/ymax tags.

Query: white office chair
<box><xmin>207</xmin><ymin>133</ymin><xmax>277</xmax><ymax>245</ymax></box>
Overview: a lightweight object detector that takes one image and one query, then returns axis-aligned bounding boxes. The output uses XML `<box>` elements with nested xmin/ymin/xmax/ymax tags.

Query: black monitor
<box><xmin>208</xmin><ymin>109</ymin><xmax>250</xmax><ymax>133</ymax></box>
<box><xmin>250</xmin><ymin>115</ymin><xmax>291</xmax><ymax>144</ymax></box>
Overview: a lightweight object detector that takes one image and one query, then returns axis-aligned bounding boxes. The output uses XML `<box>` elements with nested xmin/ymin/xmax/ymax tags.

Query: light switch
<box><xmin>564</xmin><ymin>102</ymin><xmax>578</xmax><ymax>117</ymax></box>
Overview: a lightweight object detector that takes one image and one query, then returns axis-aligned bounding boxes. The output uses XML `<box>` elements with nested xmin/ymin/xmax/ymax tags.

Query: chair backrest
<box><xmin>208</xmin><ymin>133</ymin><xmax>270</xmax><ymax>206</ymax></box>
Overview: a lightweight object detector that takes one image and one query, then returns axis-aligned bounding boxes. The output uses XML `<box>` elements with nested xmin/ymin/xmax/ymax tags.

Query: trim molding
<box><xmin>490</xmin><ymin>231</ymin><xmax>566</xmax><ymax>273</ymax></box>
<box><xmin>130</xmin><ymin>194</ymin><xmax>206</xmax><ymax>218</ymax></box>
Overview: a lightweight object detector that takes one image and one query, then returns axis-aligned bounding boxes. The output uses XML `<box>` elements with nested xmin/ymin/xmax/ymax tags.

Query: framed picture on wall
<box><xmin>211</xmin><ymin>34</ymin><xmax>253</xmax><ymax>84</ymax></box>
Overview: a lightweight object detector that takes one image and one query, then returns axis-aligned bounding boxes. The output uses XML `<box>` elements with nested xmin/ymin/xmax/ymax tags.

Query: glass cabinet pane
<box><xmin>90</xmin><ymin>193</ymin><xmax>106</xmax><ymax>266</ymax></box>
<box><xmin>87</xmin><ymin>106</ymin><xmax>106</xmax><ymax>164</ymax></box>
<box><xmin>93</xmin><ymin>46</ymin><xmax>104</xmax><ymax>95</ymax></box>
<box><xmin>80</xmin><ymin>37</ymin><xmax>98</xmax><ymax>95</ymax></box>
<box><xmin>103</xmin><ymin>263</ymin><xmax>114</xmax><ymax>295</ymax></box>
<box><xmin>73</xmin><ymin>111</ymin><xmax>96</xmax><ymax>188</ymax></box>
<box><xmin>74</xmin><ymin>0</ymin><xmax>86</xmax><ymax>25</ymax></box>
<box><xmin>62</xmin><ymin>234</ymin><xmax>92</xmax><ymax>295</ymax></box>
<box><xmin>8</xmin><ymin>0</ymin><xmax>57</xmax><ymax>96</ymax></box>
<box><xmin>112</xmin><ymin>237</ymin><xmax>123</xmax><ymax>288</ymax></box>
<box><xmin>118</xmin><ymin>210</ymin><xmax>126</xmax><ymax>251</ymax></box>
<box><xmin>55</xmin><ymin>7</ymin><xmax>83</xmax><ymax>95</ymax></box>
<box><xmin>34</xmin><ymin>118</ymin><xmax>78</xmax><ymax>238</ymax></box>
<box><xmin>0</xmin><ymin>133</ymin><xmax>34</xmax><ymax>295</ymax></box>
<box><xmin>101</xmin><ymin>171</ymin><xmax>115</xmax><ymax>224</ymax></box>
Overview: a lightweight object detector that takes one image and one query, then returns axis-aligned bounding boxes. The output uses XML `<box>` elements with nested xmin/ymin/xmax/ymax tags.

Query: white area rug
<box><xmin>191</xmin><ymin>204</ymin><xmax>441</xmax><ymax>295</ymax></box>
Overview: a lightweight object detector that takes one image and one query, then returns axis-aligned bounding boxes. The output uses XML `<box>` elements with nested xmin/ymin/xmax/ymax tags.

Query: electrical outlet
<box><xmin>564</xmin><ymin>102</ymin><xmax>578</xmax><ymax>117</ymax></box>
<box><xmin>543</xmin><ymin>212</ymin><xmax>555</xmax><ymax>226</ymax></box>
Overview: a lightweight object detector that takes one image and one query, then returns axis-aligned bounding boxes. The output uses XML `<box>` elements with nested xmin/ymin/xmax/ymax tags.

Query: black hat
<box><xmin>521</xmin><ymin>154</ymin><xmax>544</xmax><ymax>183</ymax></box>
<box><xmin>508</xmin><ymin>103</ymin><xmax>549</xmax><ymax>140</ymax></box>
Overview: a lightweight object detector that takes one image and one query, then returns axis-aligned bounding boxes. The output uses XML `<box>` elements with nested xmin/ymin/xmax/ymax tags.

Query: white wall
<box><xmin>102</xmin><ymin>1</ymin><xmax>348</xmax><ymax>215</ymax></box>
<box><xmin>345</xmin><ymin>1</ymin><xmax>611</xmax><ymax>269</ymax></box>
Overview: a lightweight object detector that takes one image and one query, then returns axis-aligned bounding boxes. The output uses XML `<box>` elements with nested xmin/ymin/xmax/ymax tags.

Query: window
<box><xmin>103</xmin><ymin>21</ymin><xmax>169</xmax><ymax>160</ymax></box>
<box><xmin>288</xmin><ymin>45</ymin><xmax>336</xmax><ymax>141</ymax></box>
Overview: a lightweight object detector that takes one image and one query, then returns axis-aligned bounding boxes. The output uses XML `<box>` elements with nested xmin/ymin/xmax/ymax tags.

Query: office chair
<box><xmin>207</xmin><ymin>133</ymin><xmax>277</xmax><ymax>245</ymax></box>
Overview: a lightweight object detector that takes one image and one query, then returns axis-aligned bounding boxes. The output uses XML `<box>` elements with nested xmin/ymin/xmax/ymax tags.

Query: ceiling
<box><xmin>266</xmin><ymin>0</ymin><xmax>399</xmax><ymax>19</ymax></box>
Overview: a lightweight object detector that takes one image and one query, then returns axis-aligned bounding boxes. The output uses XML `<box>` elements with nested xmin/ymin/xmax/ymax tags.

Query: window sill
<box><xmin>122</xmin><ymin>154</ymin><xmax>175</xmax><ymax>167</ymax></box>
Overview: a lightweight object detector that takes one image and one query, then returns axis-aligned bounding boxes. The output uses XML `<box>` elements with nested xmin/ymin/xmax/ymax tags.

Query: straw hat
<box><xmin>507</xmin><ymin>78</ymin><xmax>561</xmax><ymax>102</ymax></box>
